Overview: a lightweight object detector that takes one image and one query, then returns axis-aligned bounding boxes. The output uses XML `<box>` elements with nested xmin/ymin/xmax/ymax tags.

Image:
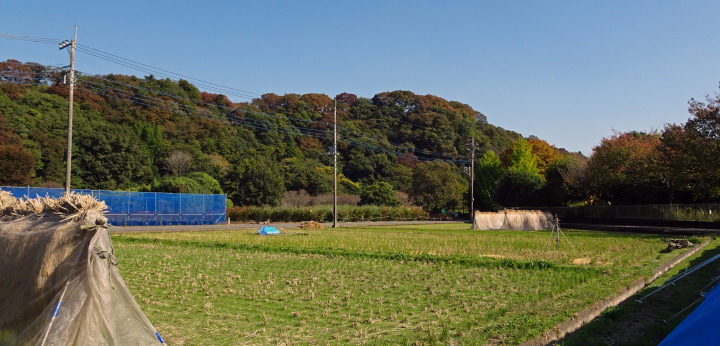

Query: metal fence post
<box><xmin>155</xmin><ymin>192</ymin><xmax>158</xmax><ymax>226</ymax></box>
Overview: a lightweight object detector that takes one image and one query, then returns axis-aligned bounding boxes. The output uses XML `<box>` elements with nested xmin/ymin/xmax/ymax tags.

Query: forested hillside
<box><xmin>12</xmin><ymin>59</ymin><xmax>691</xmax><ymax>212</ymax></box>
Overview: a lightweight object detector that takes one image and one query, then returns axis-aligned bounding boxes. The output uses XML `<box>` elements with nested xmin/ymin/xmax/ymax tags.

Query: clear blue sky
<box><xmin>2</xmin><ymin>1</ymin><xmax>720</xmax><ymax>155</ymax></box>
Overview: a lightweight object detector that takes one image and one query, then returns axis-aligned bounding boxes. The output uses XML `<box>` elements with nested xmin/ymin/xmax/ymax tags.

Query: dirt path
<box><xmin>110</xmin><ymin>220</ymin><xmax>467</xmax><ymax>233</ymax></box>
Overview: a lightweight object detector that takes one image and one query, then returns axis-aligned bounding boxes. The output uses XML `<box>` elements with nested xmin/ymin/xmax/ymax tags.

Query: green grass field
<box><xmin>110</xmin><ymin>224</ymin><xmax>715</xmax><ymax>345</ymax></box>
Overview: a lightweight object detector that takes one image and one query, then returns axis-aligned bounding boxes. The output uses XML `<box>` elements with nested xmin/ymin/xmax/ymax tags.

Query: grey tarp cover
<box><xmin>0</xmin><ymin>211</ymin><xmax>161</xmax><ymax>345</ymax></box>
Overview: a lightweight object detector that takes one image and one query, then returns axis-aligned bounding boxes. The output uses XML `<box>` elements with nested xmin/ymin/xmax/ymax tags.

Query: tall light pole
<box><xmin>59</xmin><ymin>25</ymin><xmax>77</xmax><ymax>195</ymax></box>
<box><xmin>333</xmin><ymin>97</ymin><xmax>338</xmax><ymax>228</ymax></box>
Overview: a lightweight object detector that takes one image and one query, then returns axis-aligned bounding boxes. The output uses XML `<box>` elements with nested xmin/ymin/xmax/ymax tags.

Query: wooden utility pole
<box><xmin>470</xmin><ymin>137</ymin><xmax>475</xmax><ymax>218</ymax></box>
<box><xmin>333</xmin><ymin>97</ymin><xmax>338</xmax><ymax>228</ymax></box>
<box><xmin>60</xmin><ymin>26</ymin><xmax>77</xmax><ymax>195</ymax></box>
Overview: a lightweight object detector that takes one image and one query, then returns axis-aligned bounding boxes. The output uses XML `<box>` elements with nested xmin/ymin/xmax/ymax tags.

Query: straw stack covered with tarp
<box><xmin>472</xmin><ymin>210</ymin><xmax>554</xmax><ymax>231</ymax></box>
<box><xmin>0</xmin><ymin>191</ymin><xmax>163</xmax><ymax>345</ymax></box>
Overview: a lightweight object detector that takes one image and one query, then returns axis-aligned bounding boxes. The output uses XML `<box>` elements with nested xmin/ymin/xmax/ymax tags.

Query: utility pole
<box><xmin>59</xmin><ymin>25</ymin><xmax>77</xmax><ymax>195</ymax></box>
<box><xmin>470</xmin><ymin>137</ymin><xmax>475</xmax><ymax>218</ymax></box>
<box><xmin>333</xmin><ymin>97</ymin><xmax>338</xmax><ymax>228</ymax></box>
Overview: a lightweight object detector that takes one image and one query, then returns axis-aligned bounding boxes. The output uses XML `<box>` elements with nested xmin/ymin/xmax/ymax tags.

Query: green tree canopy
<box><xmin>409</xmin><ymin>161</ymin><xmax>467</xmax><ymax>214</ymax></box>
<box><xmin>73</xmin><ymin>122</ymin><xmax>153</xmax><ymax>190</ymax></box>
<box><xmin>502</xmin><ymin>138</ymin><xmax>541</xmax><ymax>177</ymax></box>
<box><xmin>225</xmin><ymin>155</ymin><xmax>284</xmax><ymax>206</ymax></box>
<box><xmin>151</xmin><ymin>172</ymin><xmax>223</xmax><ymax>194</ymax></box>
<box><xmin>359</xmin><ymin>181</ymin><xmax>401</xmax><ymax>207</ymax></box>
<box><xmin>475</xmin><ymin>151</ymin><xmax>504</xmax><ymax>211</ymax></box>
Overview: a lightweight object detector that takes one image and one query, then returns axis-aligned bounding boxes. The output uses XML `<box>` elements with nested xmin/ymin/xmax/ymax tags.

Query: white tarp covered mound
<box><xmin>472</xmin><ymin>210</ymin><xmax>554</xmax><ymax>231</ymax></box>
<box><xmin>0</xmin><ymin>192</ymin><xmax>162</xmax><ymax>345</ymax></box>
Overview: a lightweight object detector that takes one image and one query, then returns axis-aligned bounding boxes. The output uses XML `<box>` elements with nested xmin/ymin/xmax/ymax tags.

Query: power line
<box><xmin>1</xmin><ymin>71</ymin><xmax>470</xmax><ymax>164</ymax></box>
<box><xmin>0</xmin><ymin>32</ymin><xmax>260</xmax><ymax>100</ymax></box>
<box><xmin>0</xmin><ymin>33</ymin><xmax>61</xmax><ymax>44</ymax></box>
<box><xmin>77</xmin><ymin>80</ymin><xmax>468</xmax><ymax>164</ymax></box>
<box><xmin>73</xmin><ymin>45</ymin><xmax>477</xmax><ymax>154</ymax></box>
<box><xmin>336</xmin><ymin>126</ymin><xmax>466</xmax><ymax>160</ymax></box>
<box><xmin>78</xmin><ymin>78</ymin><xmax>332</xmax><ymax>138</ymax></box>
<box><xmin>82</xmin><ymin>73</ymin><xmax>465</xmax><ymax>161</ymax></box>
<box><xmin>80</xmin><ymin>74</ymin><xmax>333</xmax><ymax>127</ymax></box>
<box><xmin>2</xmin><ymin>32</ymin><xmax>475</xmax><ymax>141</ymax></box>
<box><xmin>75</xmin><ymin>45</ymin><xmax>261</xmax><ymax>100</ymax></box>
<box><xmin>76</xmin><ymin>82</ymin><xmax>332</xmax><ymax>141</ymax></box>
<box><xmin>1</xmin><ymin>35</ymin><xmax>475</xmax><ymax>161</ymax></box>
<box><xmin>1</xmin><ymin>60</ymin><xmax>473</xmax><ymax>164</ymax></box>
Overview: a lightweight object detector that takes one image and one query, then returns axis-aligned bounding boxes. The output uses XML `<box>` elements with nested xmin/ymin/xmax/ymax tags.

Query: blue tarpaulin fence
<box><xmin>0</xmin><ymin>186</ymin><xmax>227</xmax><ymax>226</ymax></box>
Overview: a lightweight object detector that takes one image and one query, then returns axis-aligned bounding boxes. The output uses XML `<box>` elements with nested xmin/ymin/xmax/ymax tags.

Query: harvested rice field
<box><xmin>111</xmin><ymin>224</ymin><xmax>716</xmax><ymax>345</ymax></box>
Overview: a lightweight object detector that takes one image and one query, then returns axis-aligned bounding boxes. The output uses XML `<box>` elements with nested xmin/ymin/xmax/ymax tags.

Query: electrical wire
<box><xmin>76</xmin><ymin>45</ymin><xmax>261</xmax><ymax>100</ymax></box>
<box><xmin>75</xmin><ymin>83</ymin><xmax>333</xmax><ymax>141</ymax></box>
<box><xmin>0</xmin><ymin>32</ymin><xmax>260</xmax><ymax>100</ymax></box>
<box><xmin>0</xmin><ymin>33</ymin><xmax>61</xmax><ymax>44</ymax></box>
<box><xmin>76</xmin><ymin>74</ymin><xmax>469</xmax><ymax>162</ymax></box>
<box><xmin>74</xmin><ymin>44</ymin><xmax>474</xmax><ymax>156</ymax></box>
<box><xmin>336</xmin><ymin>125</ymin><xmax>466</xmax><ymax>160</ymax></box>
<box><xmin>77</xmin><ymin>80</ymin><xmax>469</xmax><ymax>164</ymax></box>
<box><xmin>1</xmin><ymin>63</ymin><xmax>474</xmax><ymax>165</ymax></box>
<box><xmin>78</xmin><ymin>79</ymin><xmax>332</xmax><ymax>139</ymax></box>
<box><xmin>2</xmin><ymin>33</ymin><xmax>476</xmax><ymax>149</ymax></box>
<box><xmin>80</xmin><ymin>74</ymin><xmax>333</xmax><ymax>127</ymax></box>
<box><xmin>1</xmin><ymin>36</ymin><xmax>474</xmax><ymax>162</ymax></box>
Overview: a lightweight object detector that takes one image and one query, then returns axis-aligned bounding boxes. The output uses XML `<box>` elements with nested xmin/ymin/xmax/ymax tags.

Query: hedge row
<box><xmin>227</xmin><ymin>205</ymin><xmax>429</xmax><ymax>223</ymax></box>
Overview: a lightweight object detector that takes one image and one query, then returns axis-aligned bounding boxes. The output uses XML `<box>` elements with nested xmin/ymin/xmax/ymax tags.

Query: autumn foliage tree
<box><xmin>586</xmin><ymin>131</ymin><xmax>664</xmax><ymax>204</ymax></box>
<box><xmin>0</xmin><ymin>144</ymin><xmax>36</xmax><ymax>185</ymax></box>
<box><xmin>660</xmin><ymin>88</ymin><xmax>720</xmax><ymax>202</ymax></box>
<box><xmin>528</xmin><ymin>138</ymin><xmax>565</xmax><ymax>175</ymax></box>
<box><xmin>0</xmin><ymin>104</ymin><xmax>37</xmax><ymax>186</ymax></box>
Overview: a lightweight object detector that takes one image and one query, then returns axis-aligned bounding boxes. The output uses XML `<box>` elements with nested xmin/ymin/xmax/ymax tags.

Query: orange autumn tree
<box><xmin>586</xmin><ymin>131</ymin><xmax>664</xmax><ymax>204</ymax></box>
<box><xmin>528</xmin><ymin>138</ymin><xmax>565</xmax><ymax>175</ymax></box>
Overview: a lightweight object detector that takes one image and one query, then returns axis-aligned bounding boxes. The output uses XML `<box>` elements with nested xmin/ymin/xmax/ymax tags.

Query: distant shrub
<box><xmin>359</xmin><ymin>182</ymin><xmax>401</xmax><ymax>207</ymax></box>
<box><xmin>151</xmin><ymin>172</ymin><xmax>223</xmax><ymax>194</ymax></box>
<box><xmin>281</xmin><ymin>191</ymin><xmax>360</xmax><ymax>207</ymax></box>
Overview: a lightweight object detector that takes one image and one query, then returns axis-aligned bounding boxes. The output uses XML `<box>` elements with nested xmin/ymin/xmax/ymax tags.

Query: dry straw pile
<box><xmin>300</xmin><ymin>220</ymin><xmax>325</xmax><ymax>229</ymax></box>
<box><xmin>0</xmin><ymin>190</ymin><xmax>160</xmax><ymax>344</ymax></box>
<box><xmin>0</xmin><ymin>190</ymin><xmax>108</xmax><ymax>223</ymax></box>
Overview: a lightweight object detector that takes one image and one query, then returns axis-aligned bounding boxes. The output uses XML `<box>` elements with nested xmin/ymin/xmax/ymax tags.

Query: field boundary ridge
<box><xmin>520</xmin><ymin>239</ymin><xmax>711</xmax><ymax>346</ymax></box>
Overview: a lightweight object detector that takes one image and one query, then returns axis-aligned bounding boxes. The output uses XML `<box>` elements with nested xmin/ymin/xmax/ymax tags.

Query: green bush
<box><xmin>151</xmin><ymin>172</ymin><xmax>223</xmax><ymax>194</ymax></box>
<box><xmin>359</xmin><ymin>182</ymin><xmax>401</xmax><ymax>207</ymax></box>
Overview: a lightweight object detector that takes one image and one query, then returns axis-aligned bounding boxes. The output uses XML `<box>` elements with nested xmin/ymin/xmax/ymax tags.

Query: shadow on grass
<box><xmin>558</xmin><ymin>241</ymin><xmax>720</xmax><ymax>346</ymax></box>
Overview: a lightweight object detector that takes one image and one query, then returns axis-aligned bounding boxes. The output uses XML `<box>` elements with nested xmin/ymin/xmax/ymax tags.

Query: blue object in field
<box><xmin>258</xmin><ymin>226</ymin><xmax>281</xmax><ymax>235</ymax></box>
<box><xmin>659</xmin><ymin>283</ymin><xmax>720</xmax><ymax>345</ymax></box>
